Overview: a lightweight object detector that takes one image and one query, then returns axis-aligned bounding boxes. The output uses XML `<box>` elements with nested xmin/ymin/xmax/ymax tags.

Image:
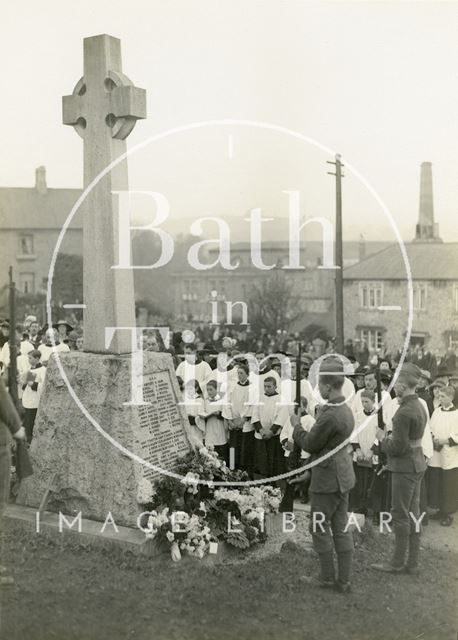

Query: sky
<box><xmin>1</xmin><ymin>0</ymin><xmax>457</xmax><ymax>242</ymax></box>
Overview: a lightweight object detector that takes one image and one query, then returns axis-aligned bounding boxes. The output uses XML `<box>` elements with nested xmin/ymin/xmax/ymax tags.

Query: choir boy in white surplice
<box><xmin>280</xmin><ymin>396</ymin><xmax>315</xmax><ymax>461</ymax></box>
<box><xmin>222</xmin><ymin>363</ymin><xmax>252</xmax><ymax>471</ymax></box>
<box><xmin>427</xmin><ymin>386</ymin><xmax>458</xmax><ymax>526</ymax></box>
<box><xmin>349</xmin><ymin>389</ymin><xmax>378</xmax><ymax>514</ymax></box>
<box><xmin>279</xmin><ymin>396</ymin><xmax>315</xmax><ymax>509</ymax></box>
<box><xmin>175</xmin><ymin>344</ymin><xmax>212</xmax><ymax>393</ymax></box>
<box><xmin>201</xmin><ymin>380</ymin><xmax>229</xmax><ymax>464</ymax></box>
<box><xmin>251</xmin><ymin>377</ymin><xmax>289</xmax><ymax>479</ymax></box>
<box><xmin>21</xmin><ymin>349</ymin><xmax>46</xmax><ymax>443</ymax></box>
<box><xmin>351</xmin><ymin>369</ymin><xmax>392</xmax><ymax>425</ymax></box>
<box><xmin>181</xmin><ymin>379</ymin><xmax>206</xmax><ymax>448</ymax></box>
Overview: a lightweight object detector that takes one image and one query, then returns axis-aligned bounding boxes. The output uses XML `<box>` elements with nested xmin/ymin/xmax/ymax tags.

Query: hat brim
<box><xmin>52</xmin><ymin>323</ymin><xmax>74</xmax><ymax>332</ymax></box>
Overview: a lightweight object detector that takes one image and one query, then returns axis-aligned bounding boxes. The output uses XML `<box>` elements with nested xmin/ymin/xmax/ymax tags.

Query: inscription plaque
<box><xmin>136</xmin><ymin>370</ymin><xmax>191</xmax><ymax>481</ymax></box>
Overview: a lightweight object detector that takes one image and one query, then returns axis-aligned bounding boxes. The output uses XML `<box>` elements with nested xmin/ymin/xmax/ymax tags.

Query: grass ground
<box><xmin>0</xmin><ymin>522</ymin><xmax>456</xmax><ymax>640</ymax></box>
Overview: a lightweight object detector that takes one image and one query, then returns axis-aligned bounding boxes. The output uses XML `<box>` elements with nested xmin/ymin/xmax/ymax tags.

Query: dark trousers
<box><xmin>23</xmin><ymin>408</ymin><xmax>37</xmax><ymax>443</ymax></box>
<box><xmin>390</xmin><ymin>470</ymin><xmax>425</xmax><ymax>568</ymax></box>
<box><xmin>427</xmin><ymin>466</ymin><xmax>458</xmax><ymax>515</ymax></box>
<box><xmin>349</xmin><ymin>464</ymin><xmax>373</xmax><ymax>513</ymax></box>
<box><xmin>253</xmin><ymin>436</ymin><xmax>285</xmax><ymax>479</ymax></box>
<box><xmin>309</xmin><ymin>490</ymin><xmax>353</xmax><ymax>555</ymax></box>
<box><xmin>391</xmin><ymin>471</ymin><xmax>425</xmax><ymax>537</ymax></box>
<box><xmin>214</xmin><ymin>443</ymin><xmax>229</xmax><ymax>466</ymax></box>
<box><xmin>241</xmin><ymin>431</ymin><xmax>255</xmax><ymax>477</ymax></box>
<box><xmin>0</xmin><ymin>445</ymin><xmax>11</xmax><ymax>516</ymax></box>
<box><xmin>369</xmin><ymin>469</ymin><xmax>391</xmax><ymax>514</ymax></box>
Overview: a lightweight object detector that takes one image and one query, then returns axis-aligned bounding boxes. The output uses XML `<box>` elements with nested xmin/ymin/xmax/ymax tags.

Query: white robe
<box><xmin>251</xmin><ymin>393</ymin><xmax>290</xmax><ymax>440</ymax></box>
<box><xmin>280</xmin><ymin>414</ymin><xmax>315</xmax><ymax>459</ymax></box>
<box><xmin>428</xmin><ymin>407</ymin><xmax>458</xmax><ymax>470</ymax></box>
<box><xmin>222</xmin><ymin>382</ymin><xmax>253</xmax><ymax>431</ymax></box>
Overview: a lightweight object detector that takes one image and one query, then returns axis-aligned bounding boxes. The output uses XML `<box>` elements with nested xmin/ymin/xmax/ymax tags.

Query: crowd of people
<box><xmin>0</xmin><ymin>315</ymin><xmax>457</xmax><ymax>525</ymax></box>
<box><xmin>174</xmin><ymin>338</ymin><xmax>458</xmax><ymax>528</ymax></box>
<box><xmin>1</xmin><ymin>314</ymin><xmax>457</xmax><ymax>588</ymax></box>
<box><xmin>0</xmin><ymin>316</ymin><xmax>81</xmax><ymax>443</ymax></box>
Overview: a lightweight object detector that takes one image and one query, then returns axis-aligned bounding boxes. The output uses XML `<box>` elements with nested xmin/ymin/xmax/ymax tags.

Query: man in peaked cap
<box><xmin>292</xmin><ymin>357</ymin><xmax>355</xmax><ymax>593</ymax></box>
<box><xmin>371</xmin><ymin>363</ymin><xmax>427</xmax><ymax>575</ymax></box>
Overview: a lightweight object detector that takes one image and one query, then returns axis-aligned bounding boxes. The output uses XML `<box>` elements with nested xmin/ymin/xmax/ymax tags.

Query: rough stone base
<box><xmin>4</xmin><ymin>505</ymin><xmax>230</xmax><ymax>564</ymax></box>
<box><xmin>16</xmin><ymin>351</ymin><xmax>192</xmax><ymax>527</ymax></box>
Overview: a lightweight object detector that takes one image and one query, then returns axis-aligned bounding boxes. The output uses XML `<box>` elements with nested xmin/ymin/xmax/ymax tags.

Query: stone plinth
<box><xmin>17</xmin><ymin>351</ymin><xmax>192</xmax><ymax>527</ymax></box>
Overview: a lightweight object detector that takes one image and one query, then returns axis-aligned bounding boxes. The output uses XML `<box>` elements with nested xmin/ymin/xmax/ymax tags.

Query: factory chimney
<box><xmin>414</xmin><ymin>162</ymin><xmax>441</xmax><ymax>242</ymax></box>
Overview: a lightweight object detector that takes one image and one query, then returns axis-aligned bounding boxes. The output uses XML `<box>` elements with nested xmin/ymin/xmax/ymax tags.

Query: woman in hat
<box><xmin>429</xmin><ymin>379</ymin><xmax>446</xmax><ymax>411</ymax></box>
<box><xmin>427</xmin><ymin>386</ymin><xmax>458</xmax><ymax>526</ymax></box>
<box><xmin>53</xmin><ymin>320</ymin><xmax>74</xmax><ymax>345</ymax></box>
<box><xmin>38</xmin><ymin>328</ymin><xmax>70</xmax><ymax>364</ymax></box>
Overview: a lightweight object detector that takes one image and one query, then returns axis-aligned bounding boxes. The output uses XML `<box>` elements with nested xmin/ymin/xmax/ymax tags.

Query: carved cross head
<box><xmin>62</xmin><ymin>35</ymin><xmax>146</xmax><ymax>141</ymax></box>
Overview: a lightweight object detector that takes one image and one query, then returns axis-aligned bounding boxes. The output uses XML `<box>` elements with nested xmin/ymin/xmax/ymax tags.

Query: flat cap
<box><xmin>398</xmin><ymin>362</ymin><xmax>422</xmax><ymax>383</ymax></box>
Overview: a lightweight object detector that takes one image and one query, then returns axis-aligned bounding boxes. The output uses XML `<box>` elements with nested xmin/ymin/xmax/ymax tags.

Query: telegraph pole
<box><xmin>327</xmin><ymin>154</ymin><xmax>344</xmax><ymax>354</ymax></box>
<box><xmin>8</xmin><ymin>266</ymin><xmax>18</xmax><ymax>407</ymax></box>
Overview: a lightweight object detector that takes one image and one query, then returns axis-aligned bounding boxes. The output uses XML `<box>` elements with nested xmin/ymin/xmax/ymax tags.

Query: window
<box><xmin>413</xmin><ymin>283</ymin><xmax>427</xmax><ymax>310</ymax></box>
<box><xmin>19</xmin><ymin>273</ymin><xmax>35</xmax><ymax>294</ymax></box>
<box><xmin>449</xmin><ymin>332</ymin><xmax>458</xmax><ymax>350</ymax></box>
<box><xmin>359</xmin><ymin>282</ymin><xmax>383</xmax><ymax>308</ymax></box>
<box><xmin>360</xmin><ymin>328</ymin><xmax>383</xmax><ymax>351</ymax></box>
<box><xmin>18</xmin><ymin>234</ymin><xmax>34</xmax><ymax>256</ymax></box>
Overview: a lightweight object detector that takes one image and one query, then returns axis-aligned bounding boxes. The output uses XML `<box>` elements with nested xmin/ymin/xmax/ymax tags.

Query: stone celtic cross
<box><xmin>62</xmin><ymin>34</ymin><xmax>146</xmax><ymax>353</ymax></box>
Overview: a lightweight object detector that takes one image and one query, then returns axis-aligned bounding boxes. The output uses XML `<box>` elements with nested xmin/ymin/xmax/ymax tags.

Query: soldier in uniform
<box><xmin>292</xmin><ymin>358</ymin><xmax>355</xmax><ymax>593</ymax></box>
<box><xmin>0</xmin><ymin>377</ymin><xmax>26</xmax><ymax>585</ymax></box>
<box><xmin>372</xmin><ymin>362</ymin><xmax>427</xmax><ymax>574</ymax></box>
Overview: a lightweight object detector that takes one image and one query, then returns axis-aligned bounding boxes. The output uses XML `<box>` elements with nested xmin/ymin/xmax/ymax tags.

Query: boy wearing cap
<box><xmin>372</xmin><ymin>363</ymin><xmax>427</xmax><ymax>574</ymax></box>
<box><xmin>292</xmin><ymin>358</ymin><xmax>355</xmax><ymax>593</ymax></box>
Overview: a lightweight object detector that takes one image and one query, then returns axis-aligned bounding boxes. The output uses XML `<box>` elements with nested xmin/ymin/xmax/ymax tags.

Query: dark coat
<box><xmin>293</xmin><ymin>397</ymin><xmax>355</xmax><ymax>494</ymax></box>
<box><xmin>417</xmin><ymin>388</ymin><xmax>434</xmax><ymax>417</ymax></box>
<box><xmin>0</xmin><ymin>377</ymin><xmax>21</xmax><ymax>447</ymax></box>
<box><xmin>381</xmin><ymin>394</ymin><xmax>427</xmax><ymax>473</ymax></box>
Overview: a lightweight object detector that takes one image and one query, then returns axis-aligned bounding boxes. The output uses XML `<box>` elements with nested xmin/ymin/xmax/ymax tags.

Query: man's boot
<box><xmin>404</xmin><ymin>533</ymin><xmax>421</xmax><ymax>575</ymax></box>
<box><xmin>371</xmin><ymin>534</ymin><xmax>408</xmax><ymax>573</ymax></box>
<box><xmin>317</xmin><ymin>550</ymin><xmax>335</xmax><ymax>587</ymax></box>
<box><xmin>335</xmin><ymin>550</ymin><xmax>353</xmax><ymax>593</ymax></box>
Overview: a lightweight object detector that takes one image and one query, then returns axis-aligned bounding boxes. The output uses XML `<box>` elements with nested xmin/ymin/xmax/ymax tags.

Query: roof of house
<box><xmin>343</xmin><ymin>242</ymin><xmax>458</xmax><ymax>280</ymax></box>
<box><xmin>0</xmin><ymin>187</ymin><xmax>83</xmax><ymax>230</ymax></box>
<box><xmin>208</xmin><ymin>240</ymin><xmax>392</xmax><ymax>262</ymax></box>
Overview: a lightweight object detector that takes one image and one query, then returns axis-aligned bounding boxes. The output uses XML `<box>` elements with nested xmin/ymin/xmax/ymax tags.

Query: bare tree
<box><xmin>248</xmin><ymin>270</ymin><xmax>303</xmax><ymax>334</ymax></box>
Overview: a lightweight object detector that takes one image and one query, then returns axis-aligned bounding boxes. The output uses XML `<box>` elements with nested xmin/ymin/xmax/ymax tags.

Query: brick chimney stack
<box><xmin>35</xmin><ymin>166</ymin><xmax>47</xmax><ymax>195</ymax></box>
<box><xmin>414</xmin><ymin>162</ymin><xmax>441</xmax><ymax>242</ymax></box>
